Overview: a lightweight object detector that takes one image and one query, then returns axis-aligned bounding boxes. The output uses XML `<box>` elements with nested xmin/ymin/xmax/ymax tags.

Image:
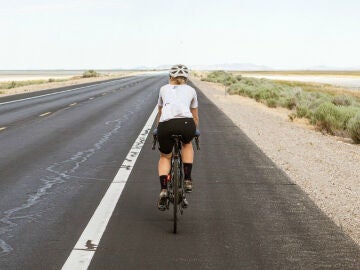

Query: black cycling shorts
<box><xmin>157</xmin><ymin>118</ymin><xmax>196</xmax><ymax>154</ymax></box>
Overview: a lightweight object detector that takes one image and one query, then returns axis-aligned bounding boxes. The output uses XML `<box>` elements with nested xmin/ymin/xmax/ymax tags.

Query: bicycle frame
<box><xmin>152</xmin><ymin>133</ymin><xmax>199</xmax><ymax>233</ymax></box>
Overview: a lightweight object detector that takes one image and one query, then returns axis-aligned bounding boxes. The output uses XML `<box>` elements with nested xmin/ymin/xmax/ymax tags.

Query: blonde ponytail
<box><xmin>170</xmin><ymin>76</ymin><xmax>187</xmax><ymax>85</ymax></box>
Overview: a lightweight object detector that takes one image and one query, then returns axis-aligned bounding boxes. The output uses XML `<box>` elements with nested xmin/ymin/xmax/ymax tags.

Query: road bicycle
<box><xmin>152</xmin><ymin>134</ymin><xmax>200</xmax><ymax>233</ymax></box>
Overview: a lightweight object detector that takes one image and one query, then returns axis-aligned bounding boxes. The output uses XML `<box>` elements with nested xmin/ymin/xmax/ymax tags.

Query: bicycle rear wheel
<box><xmin>173</xmin><ymin>159</ymin><xmax>180</xmax><ymax>234</ymax></box>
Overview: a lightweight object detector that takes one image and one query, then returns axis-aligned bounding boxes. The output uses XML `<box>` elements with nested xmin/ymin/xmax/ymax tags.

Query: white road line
<box><xmin>0</xmin><ymin>127</ymin><xmax>7</xmax><ymax>131</ymax></box>
<box><xmin>62</xmin><ymin>106</ymin><xmax>158</xmax><ymax>270</ymax></box>
<box><xmin>69</xmin><ymin>103</ymin><xmax>77</xmax><ymax>106</ymax></box>
<box><xmin>0</xmin><ymin>78</ymin><xmax>132</xmax><ymax>106</ymax></box>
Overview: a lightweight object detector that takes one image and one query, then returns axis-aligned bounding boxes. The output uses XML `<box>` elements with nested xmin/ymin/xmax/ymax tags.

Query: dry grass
<box><xmin>0</xmin><ymin>78</ymin><xmax>68</xmax><ymax>90</ymax></box>
<box><xmin>201</xmin><ymin>71</ymin><xmax>360</xmax><ymax>143</ymax></box>
<box><xmin>274</xmin><ymin>80</ymin><xmax>360</xmax><ymax>99</ymax></box>
<box><xmin>235</xmin><ymin>70</ymin><xmax>360</xmax><ymax>77</ymax></box>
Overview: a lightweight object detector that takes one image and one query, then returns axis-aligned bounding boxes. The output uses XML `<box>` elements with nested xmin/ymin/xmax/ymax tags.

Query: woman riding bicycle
<box><xmin>154</xmin><ymin>64</ymin><xmax>199</xmax><ymax>211</ymax></box>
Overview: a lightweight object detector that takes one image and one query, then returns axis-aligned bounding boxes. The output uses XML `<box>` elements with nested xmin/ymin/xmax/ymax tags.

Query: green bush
<box><xmin>332</xmin><ymin>95</ymin><xmax>353</xmax><ymax>106</ymax></box>
<box><xmin>203</xmin><ymin>71</ymin><xmax>360</xmax><ymax>141</ymax></box>
<box><xmin>347</xmin><ymin>112</ymin><xmax>360</xmax><ymax>143</ymax></box>
<box><xmin>266</xmin><ymin>98</ymin><xmax>277</xmax><ymax>108</ymax></box>
<box><xmin>82</xmin><ymin>70</ymin><xmax>99</xmax><ymax>78</ymax></box>
<box><xmin>8</xmin><ymin>81</ymin><xmax>17</xmax><ymax>89</ymax></box>
<box><xmin>311</xmin><ymin>102</ymin><xmax>357</xmax><ymax>134</ymax></box>
<box><xmin>283</xmin><ymin>97</ymin><xmax>297</xmax><ymax>109</ymax></box>
<box><xmin>48</xmin><ymin>78</ymin><xmax>56</xmax><ymax>83</ymax></box>
<box><xmin>296</xmin><ymin>104</ymin><xmax>311</xmax><ymax>118</ymax></box>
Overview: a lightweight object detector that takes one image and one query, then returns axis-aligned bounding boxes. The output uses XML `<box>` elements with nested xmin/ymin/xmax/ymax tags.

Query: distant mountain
<box><xmin>306</xmin><ymin>65</ymin><xmax>360</xmax><ymax>71</ymax></box>
<box><xmin>133</xmin><ymin>66</ymin><xmax>152</xmax><ymax>70</ymax></box>
<box><xmin>133</xmin><ymin>64</ymin><xmax>171</xmax><ymax>70</ymax></box>
<box><xmin>190</xmin><ymin>63</ymin><xmax>272</xmax><ymax>71</ymax></box>
<box><xmin>155</xmin><ymin>64</ymin><xmax>172</xmax><ymax>70</ymax></box>
<box><xmin>133</xmin><ymin>63</ymin><xmax>271</xmax><ymax>71</ymax></box>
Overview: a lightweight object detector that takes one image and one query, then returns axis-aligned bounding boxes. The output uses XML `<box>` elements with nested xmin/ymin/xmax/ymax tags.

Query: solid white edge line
<box><xmin>0</xmin><ymin>77</ymin><xmax>135</xmax><ymax>106</ymax></box>
<box><xmin>62</xmin><ymin>106</ymin><xmax>158</xmax><ymax>270</ymax></box>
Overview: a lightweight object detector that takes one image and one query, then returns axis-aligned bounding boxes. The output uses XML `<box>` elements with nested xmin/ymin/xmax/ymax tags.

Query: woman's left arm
<box><xmin>191</xmin><ymin>107</ymin><xmax>199</xmax><ymax>127</ymax></box>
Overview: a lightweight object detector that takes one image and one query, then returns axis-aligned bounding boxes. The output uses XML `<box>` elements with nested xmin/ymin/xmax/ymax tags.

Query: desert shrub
<box><xmin>202</xmin><ymin>70</ymin><xmax>231</xmax><ymax>84</ymax></box>
<box><xmin>266</xmin><ymin>98</ymin><xmax>277</xmax><ymax>108</ymax></box>
<box><xmin>48</xmin><ymin>78</ymin><xmax>56</xmax><ymax>82</ymax></box>
<box><xmin>223</xmin><ymin>76</ymin><xmax>237</xmax><ymax>86</ymax></box>
<box><xmin>332</xmin><ymin>95</ymin><xmax>353</xmax><ymax>106</ymax></box>
<box><xmin>8</xmin><ymin>81</ymin><xmax>17</xmax><ymax>89</ymax></box>
<box><xmin>203</xmin><ymin>71</ymin><xmax>360</xmax><ymax>137</ymax></box>
<box><xmin>341</xmin><ymin>106</ymin><xmax>357</xmax><ymax>126</ymax></box>
<box><xmin>228</xmin><ymin>83</ymin><xmax>254</xmax><ymax>98</ymax></box>
<box><xmin>227</xmin><ymin>83</ymin><xmax>241</xmax><ymax>94</ymax></box>
<box><xmin>82</xmin><ymin>70</ymin><xmax>99</xmax><ymax>78</ymax></box>
<box><xmin>312</xmin><ymin>103</ymin><xmax>340</xmax><ymax>133</ymax></box>
<box><xmin>191</xmin><ymin>71</ymin><xmax>199</xmax><ymax>77</ymax></box>
<box><xmin>283</xmin><ymin>97</ymin><xmax>297</xmax><ymax>109</ymax></box>
<box><xmin>311</xmin><ymin>102</ymin><xmax>357</xmax><ymax>134</ymax></box>
<box><xmin>296</xmin><ymin>103</ymin><xmax>311</xmax><ymax>118</ymax></box>
<box><xmin>347</xmin><ymin>112</ymin><xmax>360</xmax><ymax>143</ymax></box>
<box><xmin>260</xmin><ymin>88</ymin><xmax>279</xmax><ymax>100</ymax></box>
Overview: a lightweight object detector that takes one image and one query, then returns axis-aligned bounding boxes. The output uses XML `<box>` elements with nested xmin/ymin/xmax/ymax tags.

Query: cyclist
<box><xmin>154</xmin><ymin>64</ymin><xmax>199</xmax><ymax>211</ymax></box>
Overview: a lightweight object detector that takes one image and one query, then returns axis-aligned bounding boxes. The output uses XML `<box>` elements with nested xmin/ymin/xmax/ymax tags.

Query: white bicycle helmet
<box><xmin>169</xmin><ymin>64</ymin><xmax>189</xmax><ymax>78</ymax></box>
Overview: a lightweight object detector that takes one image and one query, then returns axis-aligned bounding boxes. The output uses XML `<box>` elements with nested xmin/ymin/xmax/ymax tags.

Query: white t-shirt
<box><xmin>157</xmin><ymin>84</ymin><xmax>198</xmax><ymax>122</ymax></box>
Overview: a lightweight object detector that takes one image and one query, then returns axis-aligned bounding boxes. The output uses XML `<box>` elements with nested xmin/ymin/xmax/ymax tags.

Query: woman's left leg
<box><xmin>182</xmin><ymin>143</ymin><xmax>194</xmax><ymax>192</ymax></box>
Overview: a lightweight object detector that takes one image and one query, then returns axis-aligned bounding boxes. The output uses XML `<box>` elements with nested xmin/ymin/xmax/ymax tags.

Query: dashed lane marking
<box><xmin>69</xmin><ymin>103</ymin><xmax>77</xmax><ymax>106</ymax></box>
<box><xmin>61</xmin><ymin>106</ymin><xmax>158</xmax><ymax>270</ymax></box>
<box><xmin>0</xmin><ymin>78</ymin><xmax>134</xmax><ymax>106</ymax></box>
<box><xmin>0</xmin><ymin>127</ymin><xmax>7</xmax><ymax>131</ymax></box>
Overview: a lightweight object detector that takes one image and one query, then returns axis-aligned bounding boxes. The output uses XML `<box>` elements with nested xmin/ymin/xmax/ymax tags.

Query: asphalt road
<box><xmin>0</xmin><ymin>75</ymin><xmax>359</xmax><ymax>269</ymax></box>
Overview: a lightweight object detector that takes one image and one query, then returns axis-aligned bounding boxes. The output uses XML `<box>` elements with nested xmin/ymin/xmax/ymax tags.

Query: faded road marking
<box><xmin>0</xmin><ymin>78</ymin><xmax>128</xmax><ymax>106</ymax></box>
<box><xmin>39</xmin><ymin>112</ymin><xmax>51</xmax><ymax>117</ymax></box>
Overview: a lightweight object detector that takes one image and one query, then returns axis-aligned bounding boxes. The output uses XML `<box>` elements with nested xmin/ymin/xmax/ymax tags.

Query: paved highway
<box><xmin>0</xmin><ymin>75</ymin><xmax>359</xmax><ymax>269</ymax></box>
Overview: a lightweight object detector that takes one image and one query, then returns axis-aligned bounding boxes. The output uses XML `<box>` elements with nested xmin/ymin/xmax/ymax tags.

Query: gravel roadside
<box><xmin>191</xmin><ymin>77</ymin><xmax>360</xmax><ymax>246</ymax></box>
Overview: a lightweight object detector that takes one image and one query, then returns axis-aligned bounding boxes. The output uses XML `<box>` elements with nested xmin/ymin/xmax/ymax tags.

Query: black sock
<box><xmin>159</xmin><ymin>175</ymin><xmax>168</xmax><ymax>189</ymax></box>
<box><xmin>183</xmin><ymin>163</ymin><xmax>193</xmax><ymax>180</ymax></box>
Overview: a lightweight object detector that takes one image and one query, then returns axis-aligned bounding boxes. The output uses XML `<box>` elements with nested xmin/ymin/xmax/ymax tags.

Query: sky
<box><xmin>1</xmin><ymin>0</ymin><xmax>360</xmax><ymax>70</ymax></box>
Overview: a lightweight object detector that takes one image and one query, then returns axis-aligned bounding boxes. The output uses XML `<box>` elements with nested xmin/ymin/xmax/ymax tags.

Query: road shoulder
<box><xmin>191</xmin><ymin>77</ymin><xmax>360</xmax><ymax>246</ymax></box>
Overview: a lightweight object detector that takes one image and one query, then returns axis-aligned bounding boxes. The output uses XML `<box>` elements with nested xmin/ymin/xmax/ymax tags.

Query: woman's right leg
<box><xmin>158</xmin><ymin>153</ymin><xmax>172</xmax><ymax>177</ymax></box>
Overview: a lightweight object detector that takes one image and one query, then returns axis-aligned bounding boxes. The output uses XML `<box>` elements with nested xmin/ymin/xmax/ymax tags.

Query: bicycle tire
<box><xmin>173</xmin><ymin>158</ymin><xmax>179</xmax><ymax>234</ymax></box>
